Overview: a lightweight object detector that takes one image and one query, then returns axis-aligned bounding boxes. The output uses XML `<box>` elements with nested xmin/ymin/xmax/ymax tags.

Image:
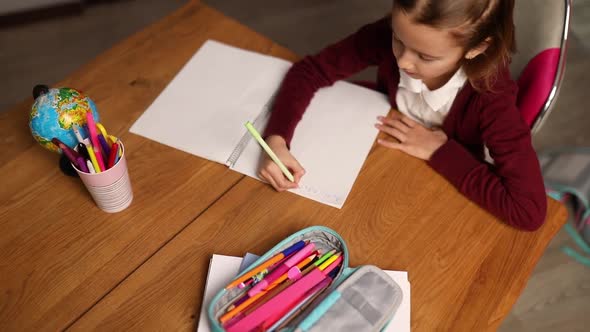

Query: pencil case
<box><xmin>207</xmin><ymin>226</ymin><xmax>403</xmax><ymax>332</ymax></box>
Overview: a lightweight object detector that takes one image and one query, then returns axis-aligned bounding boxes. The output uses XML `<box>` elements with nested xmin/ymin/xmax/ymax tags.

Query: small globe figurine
<box><xmin>29</xmin><ymin>85</ymin><xmax>100</xmax><ymax>152</ymax></box>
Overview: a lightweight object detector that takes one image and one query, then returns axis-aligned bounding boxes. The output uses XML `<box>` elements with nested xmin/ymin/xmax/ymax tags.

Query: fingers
<box><xmin>377</xmin><ymin>138</ymin><xmax>404</xmax><ymax>151</ymax></box>
<box><xmin>257</xmin><ymin>136</ymin><xmax>306</xmax><ymax>192</ymax></box>
<box><xmin>376</xmin><ymin>113</ymin><xmax>426</xmax><ymax>144</ymax></box>
<box><xmin>259</xmin><ymin>169</ymin><xmax>282</xmax><ymax>191</ymax></box>
<box><xmin>259</xmin><ymin>160</ymin><xmax>301</xmax><ymax>192</ymax></box>
<box><xmin>293</xmin><ymin>169</ymin><xmax>305</xmax><ymax>184</ymax></box>
<box><xmin>273</xmin><ymin>169</ymin><xmax>298</xmax><ymax>191</ymax></box>
<box><xmin>278</xmin><ymin>153</ymin><xmax>305</xmax><ymax>187</ymax></box>
<box><xmin>375</xmin><ymin>123</ymin><xmax>407</xmax><ymax>142</ymax></box>
<box><xmin>378</xmin><ymin>116</ymin><xmax>410</xmax><ymax>134</ymax></box>
<box><xmin>390</xmin><ymin>112</ymin><xmax>418</xmax><ymax>128</ymax></box>
<box><xmin>291</xmin><ymin>162</ymin><xmax>306</xmax><ymax>184</ymax></box>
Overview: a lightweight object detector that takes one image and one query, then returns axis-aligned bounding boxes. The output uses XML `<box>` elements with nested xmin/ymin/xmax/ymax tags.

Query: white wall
<box><xmin>0</xmin><ymin>0</ymin><xmax>80</xmax><ymax>15</ymax></box>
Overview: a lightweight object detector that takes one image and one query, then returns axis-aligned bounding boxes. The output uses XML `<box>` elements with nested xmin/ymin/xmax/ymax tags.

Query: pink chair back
<box><xmin>511</xmin><ymin>0</ymin><xmax>571</xmax><ymax>132</ymax></box>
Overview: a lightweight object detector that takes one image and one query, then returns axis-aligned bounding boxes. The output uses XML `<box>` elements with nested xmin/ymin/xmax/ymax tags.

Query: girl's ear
<box><xmin>465</xmin><ymin>37</ymin><xmax>492</xmax><ymax>59</ymax></box>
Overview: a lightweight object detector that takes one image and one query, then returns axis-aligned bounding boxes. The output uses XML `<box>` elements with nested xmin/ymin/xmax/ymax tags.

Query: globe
<box><xmin>29</xmin><ymin>85</ymin><xmax>100</xmax><ymax>152</ymax></box>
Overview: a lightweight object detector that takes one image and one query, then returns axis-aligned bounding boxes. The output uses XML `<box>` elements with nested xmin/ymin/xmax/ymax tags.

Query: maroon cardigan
<box><xmin>264</xmin><ymin>18</ymin><xmax>547</xmax><ymax>231</ymax></box>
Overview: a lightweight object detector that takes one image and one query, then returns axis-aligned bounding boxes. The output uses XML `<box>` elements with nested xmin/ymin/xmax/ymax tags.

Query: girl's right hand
<box><xmin>258</xmin><ymin>135</ymin><xmax>305</xmax><ymax>192</ymax></box>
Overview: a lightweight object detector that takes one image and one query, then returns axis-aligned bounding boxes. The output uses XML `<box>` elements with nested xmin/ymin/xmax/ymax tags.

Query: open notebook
<box><xmin>197</xmin><ymin>254</ymin><xmax>411</xmax><ymax>332</ymax></box>
<box><xmin>130</xmin><ymin>40</ymin><xmax>390</xmax><ymax>208</ymax></box>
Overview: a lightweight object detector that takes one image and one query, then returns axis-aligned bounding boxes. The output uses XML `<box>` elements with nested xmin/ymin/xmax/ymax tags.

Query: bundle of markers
<box><xmin>52</xmin><ymin>111</ymin><xmax>122</xmax><ymax>174</ymax></box>
<box><xmin>220</xmin><ymin>240</ymin><xmax>343</xmax><ymax>331</ymax></box>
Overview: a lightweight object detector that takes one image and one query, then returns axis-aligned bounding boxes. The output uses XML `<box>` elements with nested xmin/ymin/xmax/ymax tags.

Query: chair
<box><xmin>511</xmin><ymin>0</ymin><xmax>571</xmax><ymax>133</ymax></box>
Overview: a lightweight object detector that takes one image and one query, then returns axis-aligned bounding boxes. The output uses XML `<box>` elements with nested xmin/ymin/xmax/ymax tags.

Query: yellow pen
<box><xmin>86</xmin><ymin>144</ymin><xmax>102</xmax><ymax>173</ymax></box>
<box><xmin>96</xmin><ymin>123</ymin><xmax>109</xmax><ymax>143</ymax></box>
<box><xmin>245</xmin><ymin>121</ymin><xmax>294</xmax><ymax>182</ymax></box>
<box><xmin>97</xmin><ymin>123</ymin><xmax>119</xmax><ymax>145</ymax></box>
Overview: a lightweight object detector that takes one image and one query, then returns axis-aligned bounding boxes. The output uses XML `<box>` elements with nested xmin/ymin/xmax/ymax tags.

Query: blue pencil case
<box><xmin>207</xmin><ymin>226</ymin><xmax>403</xmax><ymax>332</ymax></box>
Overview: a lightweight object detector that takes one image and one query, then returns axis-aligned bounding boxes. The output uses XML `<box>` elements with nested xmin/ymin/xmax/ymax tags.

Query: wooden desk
<box><xmin>0</xmin><ymin>2</ymin><xmax>271</xmax><ymax>331</ymax></box>
<box><xmin>0</xmin><ymin>1</ymin><xmax>567</xmax><ymax>331</ymax></box>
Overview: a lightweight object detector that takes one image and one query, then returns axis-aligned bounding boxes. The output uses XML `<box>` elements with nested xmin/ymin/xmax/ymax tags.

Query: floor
<box><xmin>1</xmin><ymin>0</ymin><xmax>588</xmax><ymax>330</ymax></box>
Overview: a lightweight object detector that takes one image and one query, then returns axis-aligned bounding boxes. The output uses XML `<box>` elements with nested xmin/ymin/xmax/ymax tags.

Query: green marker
<box><xmin>245</xmin><ymin>121</ymin><xmax>295</xmax><ymax>182</ymax></box>
<box><xmin>314</xmin><ymin>249</ymin><xmax>337</xmax><ymax>266</ymax></box>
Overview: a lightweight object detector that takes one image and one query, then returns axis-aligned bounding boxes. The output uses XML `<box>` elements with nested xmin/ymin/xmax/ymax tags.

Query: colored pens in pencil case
<box><xmin>225</xmin><ymin>240</ymin><xmax>307</xmax><ymax>290</ymax></box>
<box><xmin>224</xmin><ymin>256</ymin><xmax>343</xmax><ymax>331</ymax></box>
<box><xmin>248</xmin><ymin>242</ymin><xmax>316</xmax><ymax>297</ymax></box>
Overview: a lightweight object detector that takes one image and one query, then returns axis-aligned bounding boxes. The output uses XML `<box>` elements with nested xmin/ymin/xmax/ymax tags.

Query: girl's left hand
<box><xmin>375</xmin><ymin>113</ymin><xmax>448</xmax><ymax>160</ymax></box>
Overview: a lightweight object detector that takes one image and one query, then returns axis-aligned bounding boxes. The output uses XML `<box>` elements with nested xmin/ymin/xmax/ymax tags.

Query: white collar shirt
<box><xmin>395</xmin><ymin>68</ymin><xmax>467</xmax><ymax>128</ymax></box>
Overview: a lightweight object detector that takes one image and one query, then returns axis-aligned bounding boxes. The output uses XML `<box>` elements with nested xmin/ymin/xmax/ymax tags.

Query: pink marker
<box><xmin>85</xmin><ymin>111</ymin><xmax>106</xmax><ymax>171</ymax></box>
<box><xmin>227</xmin><ymin>256</ymin><xmax>342</xmax><ymax>332</ymax></box>
<box><xmin>248</xmin><ymin>242</ymin><xmax>315</xmax><ymax>297</ymax></box>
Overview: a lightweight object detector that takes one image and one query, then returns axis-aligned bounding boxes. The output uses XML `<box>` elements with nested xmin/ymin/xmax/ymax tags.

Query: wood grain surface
<box><xmin>0</xmin><ymin>2</ymin><xmax>273</xmax><ymax>331</ymax></box>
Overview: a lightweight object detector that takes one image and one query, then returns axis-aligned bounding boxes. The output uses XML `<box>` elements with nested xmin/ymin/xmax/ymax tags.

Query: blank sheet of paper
<box><xmin>197</xmin><ymin>255</ymin><xmax>243</xmax><ymax>332</ymax></box>
<box><xmin>130</xmin><ymin>40</ymin><xmax>290</xmax><ymax>164</ymax></box>
<box><xmin>232</xmin><ymin>81</ymin><xmax>389</xmax><ymax>208</ymax></box>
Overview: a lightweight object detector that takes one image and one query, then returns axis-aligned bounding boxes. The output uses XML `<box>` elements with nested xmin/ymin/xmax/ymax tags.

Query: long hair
<box><xmin>392</xmin><ymin>0</ymin><xmax>516</xmax><ymax>91</ymax></box>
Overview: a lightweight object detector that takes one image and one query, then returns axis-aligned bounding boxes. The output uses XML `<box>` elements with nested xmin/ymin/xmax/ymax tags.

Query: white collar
<box><xmin>398</xmin><ymin>68</ymin><xmax>467</xmax><ymax>112</ymax></box>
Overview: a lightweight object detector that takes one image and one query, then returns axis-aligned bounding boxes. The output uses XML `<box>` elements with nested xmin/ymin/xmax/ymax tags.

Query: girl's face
<box><xmin>391</xmin><ymin>10</ymin><xmax>467</xmax><ymax>89</ymax></box>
